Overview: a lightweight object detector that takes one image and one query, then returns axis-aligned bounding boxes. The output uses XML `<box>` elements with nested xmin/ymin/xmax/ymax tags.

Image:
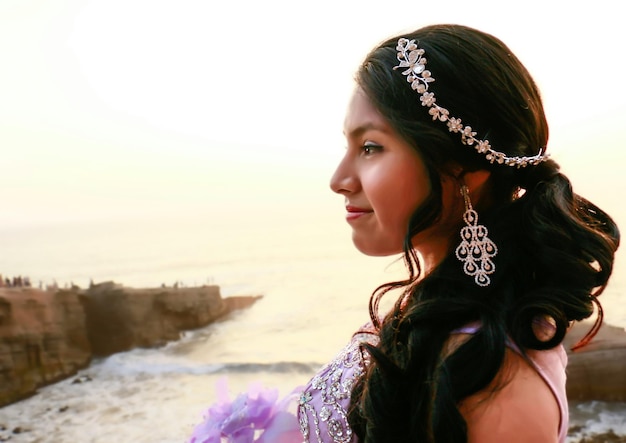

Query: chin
<box><xmin>352</xmin><ymin>236</ymin><xmax>403</xmax><ymax>257</ymax></box>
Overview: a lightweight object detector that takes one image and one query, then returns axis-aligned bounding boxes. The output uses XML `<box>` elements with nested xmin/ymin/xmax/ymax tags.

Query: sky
<box><xmin>1</xmin><ymin>0</ymin><xmax>625</xmax><ymax>227</ymax></box>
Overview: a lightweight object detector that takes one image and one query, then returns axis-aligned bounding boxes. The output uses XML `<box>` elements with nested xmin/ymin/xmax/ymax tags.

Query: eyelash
<box><xmin>362</xmin><ymin>142</ymin><xmax>383</xmax><ymax>155</ymax></box>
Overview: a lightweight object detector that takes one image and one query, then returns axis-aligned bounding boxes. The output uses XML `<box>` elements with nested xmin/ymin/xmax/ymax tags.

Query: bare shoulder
<box><xmin>458</xmin><ymin>348</ymin><xmax>560</xmax><ymax>443</ymax></box>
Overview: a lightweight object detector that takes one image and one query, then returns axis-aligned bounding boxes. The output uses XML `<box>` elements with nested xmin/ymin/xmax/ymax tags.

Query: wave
<box><xmin>94</xmin><ymin>356</ymin><xmax>322</xmax><ymax>377</ymax></box>
<box><xmin>207</xmin><ymin>361</ymin><xmax>322</xmax><ymax>374</ymax></box>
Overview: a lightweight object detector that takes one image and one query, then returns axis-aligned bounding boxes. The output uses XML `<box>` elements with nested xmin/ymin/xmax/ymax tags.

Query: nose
<box><xmin>329</xmin><ymin>153</ymin><xmax>357</xmax><ymax>195</ymax></box>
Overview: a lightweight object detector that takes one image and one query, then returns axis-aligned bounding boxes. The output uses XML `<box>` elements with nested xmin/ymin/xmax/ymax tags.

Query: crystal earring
<box><xmin>454</xmin><ymin>185</ymin><xmax>498</xmax><ymax>287</ymax></box>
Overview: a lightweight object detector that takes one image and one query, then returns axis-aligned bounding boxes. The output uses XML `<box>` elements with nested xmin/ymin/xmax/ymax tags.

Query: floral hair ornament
<box><xmin>393</xmin><ymin>38</ymin><xmax>549</xmax><ymax>168</ymax></box>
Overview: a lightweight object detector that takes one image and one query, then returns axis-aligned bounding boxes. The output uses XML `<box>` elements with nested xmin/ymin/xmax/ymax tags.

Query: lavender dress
<box><xmin>297</xmin><ymin>329</ymin><xmax>374</xmax><ymax>443</ymax></box>
<box><xmin>189</xmin><ymin>323</ymin><xmax>567</xmax><ymax>442</ymax></box>
<box><xmin>297</xmin><ymin>324</ymin><xmax>568</xmax><ymax>443</ymax></box>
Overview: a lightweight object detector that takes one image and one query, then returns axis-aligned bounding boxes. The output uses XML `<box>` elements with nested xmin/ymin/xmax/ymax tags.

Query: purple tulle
<box><xmin>189</xmin><ymin>378</ymin><xmax>301</xmax><ymax>443</ymax></box>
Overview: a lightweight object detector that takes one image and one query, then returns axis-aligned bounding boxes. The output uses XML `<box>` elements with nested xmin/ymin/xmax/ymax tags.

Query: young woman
<box><xmin>190</xmin><ymin>24</ymin><xmax>620</xmax><ymax>443</ymax></box>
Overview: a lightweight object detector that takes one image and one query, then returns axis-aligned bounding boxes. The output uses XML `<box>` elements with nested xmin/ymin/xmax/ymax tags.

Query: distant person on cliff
<box><xmin>189</xmin><ymin>24</ymin><xmax>620</xmax><ymax>443</ymax></box>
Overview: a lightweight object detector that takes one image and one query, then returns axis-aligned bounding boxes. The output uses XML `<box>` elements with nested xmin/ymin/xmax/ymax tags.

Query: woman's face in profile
<box><xmin>330</xmin><ymin>88</ymin><xmax>433</xmax><ymax>257</ymax></box>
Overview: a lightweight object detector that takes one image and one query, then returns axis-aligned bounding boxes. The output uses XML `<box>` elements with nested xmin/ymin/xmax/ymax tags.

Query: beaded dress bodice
<box><xmin>297</xmin><ymin>330</ymin><xmax>375</xmax><ymax>443</ymax></box>
<box><xmin>295</xmin><ymin>323</ymin><xmax>568</xmax><ymax>443</ymax></box>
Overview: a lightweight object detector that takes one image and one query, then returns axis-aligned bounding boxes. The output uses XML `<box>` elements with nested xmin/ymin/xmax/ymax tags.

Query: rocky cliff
<box><xmin>0</xmin><ymin>288</ymin><xmax>91</xmax><ymax>408</ymax></box>
<box><xmin>82</xmin><ymin>282</ymin><xmax>232</xmax><ymax>356</ymax></box>
<box><xmin>564</xmin><ymin>321</ymin><xmax>626</xmax><ymax>402</ymax></box>
<box><xmin>0</xmin><ymin>285</ymin><xmax>623</xmax><ymax>408</ymax></box>
<box><xmin>0</xmin><ymin>284</ymin><xmax>260</xmax><ymax>407</ymax></box>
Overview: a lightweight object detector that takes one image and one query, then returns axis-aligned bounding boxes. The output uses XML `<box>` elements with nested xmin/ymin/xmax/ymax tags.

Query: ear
<box><xmin>443</xmin><ymin>164</ymin><xmax>490</xmax><ymax>186</ymax></box>
<box><xmin>462</xmin><ymin>169</ymin><xmax>491</xmax><ymax>194</ymax></box>
<box><xmin>459</xmin><ymin>169</ymin><xmax>492</xmax><ymax>210</ymax></box>
<box><xmin>440</xmin><ymin>166</ymin><xmax>491</xmax><ymax>207</ymax></box>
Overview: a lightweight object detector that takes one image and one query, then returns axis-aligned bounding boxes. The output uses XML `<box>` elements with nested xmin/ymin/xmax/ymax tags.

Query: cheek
<box><xmin>393</xmin><ymin>187</ymin><xmax>429</xmax><ymax>232</ymax></box>
<box><xmin>438</xmin><ymin>180</ymin><xmax>464</xmax><ymax>229</ymax></box>
<box><xmin>372</xmin><ymin>166</ymin><xmax>430</xmax><ymax>227</ymax></box>
<box><xmin>395</xmin><ymin>167</ymin><xmax>431</xmax><ymax>218</ymax></box>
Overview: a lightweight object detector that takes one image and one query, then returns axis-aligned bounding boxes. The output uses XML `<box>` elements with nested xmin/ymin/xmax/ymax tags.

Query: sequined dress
<box><xmin>296</xmin><ymin>324</ymin><xmax>569</xmax><ymax>443</ymax></box>
<box><xmin>297</xmin><ymin>329</ymin><xmax>375</xmax><ymax>443</ymax></box>
<box><xmin>189</xmin><ymin>323</ymin><xmax>568</xmax><ymax>443</ymax></box>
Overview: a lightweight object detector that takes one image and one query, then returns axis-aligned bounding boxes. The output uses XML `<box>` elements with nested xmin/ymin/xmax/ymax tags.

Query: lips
<box><xmin>345</xmin><ymin>205</ymin><xmax>373</xmax><ymax>221</ymax></box>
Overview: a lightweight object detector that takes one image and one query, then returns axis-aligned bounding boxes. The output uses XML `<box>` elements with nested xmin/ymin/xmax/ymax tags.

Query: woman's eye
<box><xmin>362</xmin><ymin>142</ymin><xmax>383</xmax><ymax>155</ymax></box>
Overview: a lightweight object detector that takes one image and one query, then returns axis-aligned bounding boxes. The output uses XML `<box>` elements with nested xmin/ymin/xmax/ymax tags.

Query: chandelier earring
<box><xmin>454</xmin><ymin>185</ymin><xmax>498</xmax><ymax>287</ymax></box>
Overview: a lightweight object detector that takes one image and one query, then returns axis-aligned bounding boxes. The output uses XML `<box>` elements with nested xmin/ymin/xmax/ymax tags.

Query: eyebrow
<box><xmin>344</xmin><ymin>121</ymin><xmax>392</xmax><ymax>138</ymax></box>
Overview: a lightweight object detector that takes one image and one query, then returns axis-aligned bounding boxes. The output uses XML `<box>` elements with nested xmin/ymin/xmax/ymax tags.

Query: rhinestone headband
<box><xmin>393</xmin><ymin>38</ymin><xmax>549</xmax><ymax>168</ymax></box>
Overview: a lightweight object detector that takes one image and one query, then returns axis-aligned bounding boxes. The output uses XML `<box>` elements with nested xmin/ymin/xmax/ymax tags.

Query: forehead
<box><xmin>343</xmin><ymin>87</ymin><xmax>393</xmax><ymax>136</ymax></box>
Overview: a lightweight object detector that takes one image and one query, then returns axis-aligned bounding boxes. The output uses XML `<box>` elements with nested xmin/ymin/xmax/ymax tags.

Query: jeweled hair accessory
<box><xmin>394</xmin><ymin>38</ymin><xmax>549</xmax><ymax>168</ymax></box>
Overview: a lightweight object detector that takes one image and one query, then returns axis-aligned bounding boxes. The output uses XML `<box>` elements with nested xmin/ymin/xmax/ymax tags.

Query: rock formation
<box><xmin>564</xmin><ymin>320</ymin><xmax>626</xmax><ymax>402</ymax></box>
<box><xmin>0</xmin><ymin>288</ymin><xmax>91</xmax><ymax>408</ymax></box>
<box><xmin>83</xmin><ymin>282</ymin><xmax>232</xmax><ymax>355</ymax></box>
<box><xmin>0</xmin><ymin>283</ymin><xmax>261</xmax><ymax>407</ymax></box>
<box><xmin>0</xmin><ymin>284</ymin><xmax>623</xmax><ymax>408</ymax></box>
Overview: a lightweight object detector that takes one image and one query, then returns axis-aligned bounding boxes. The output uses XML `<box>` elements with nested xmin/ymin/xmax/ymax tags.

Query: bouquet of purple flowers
<box><xmin>189</xmin><ymin>378</ymin><xmax>302</xmax><ymax>443</ymax></box>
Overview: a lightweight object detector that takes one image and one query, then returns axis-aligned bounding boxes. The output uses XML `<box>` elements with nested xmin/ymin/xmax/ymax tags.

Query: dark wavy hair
<box><xmin>347</xmin><ymin>24</ymin><xmax>620</xmax><ymax>442</ymax></box>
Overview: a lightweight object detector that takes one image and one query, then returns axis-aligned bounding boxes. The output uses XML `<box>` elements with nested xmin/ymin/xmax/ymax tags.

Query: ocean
<box><xmin>0</xmin><ymin>200</ymin><xmax>624</xmax><ymax>442</ymax></box>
